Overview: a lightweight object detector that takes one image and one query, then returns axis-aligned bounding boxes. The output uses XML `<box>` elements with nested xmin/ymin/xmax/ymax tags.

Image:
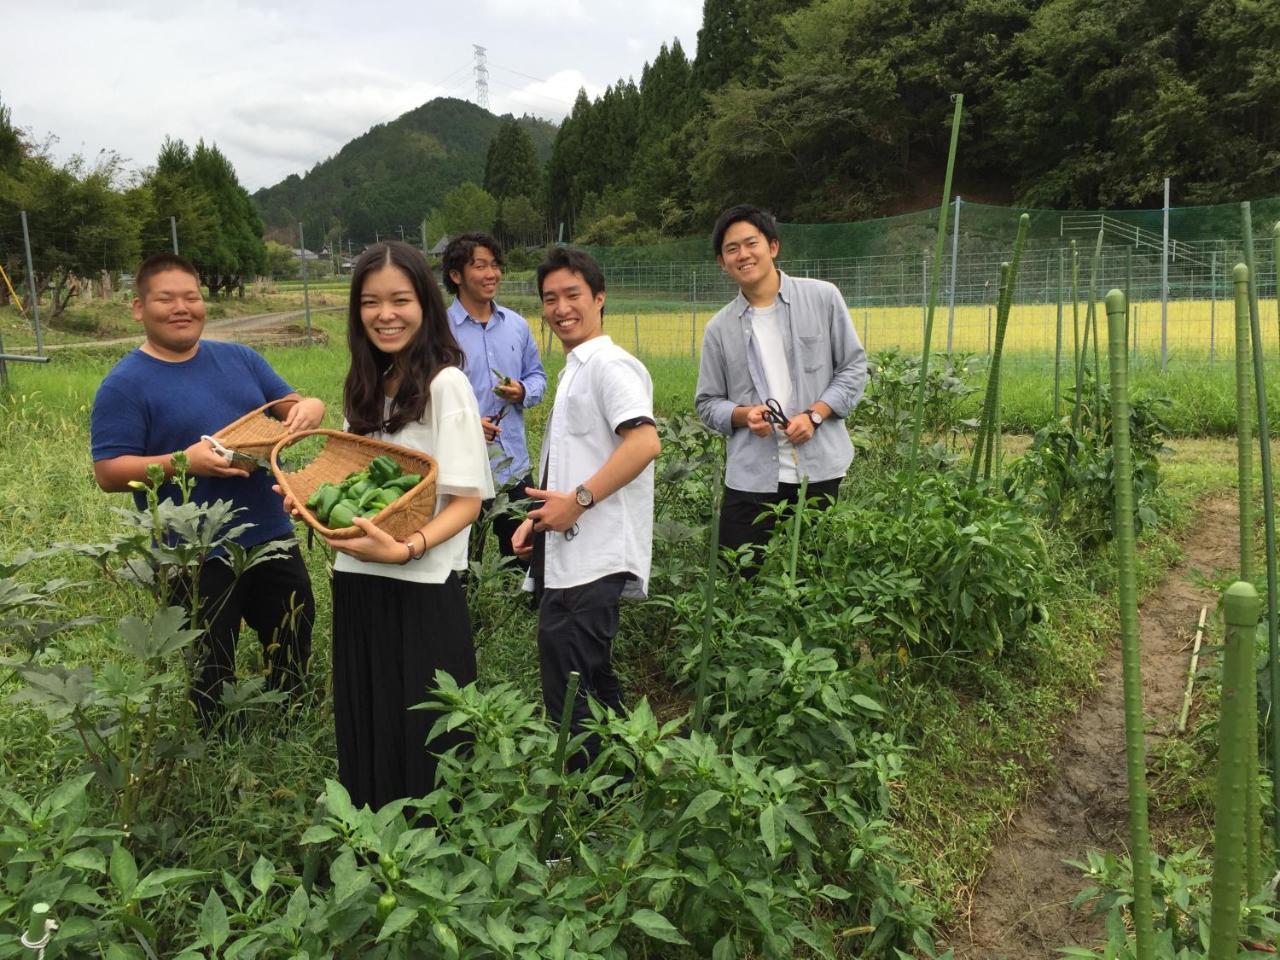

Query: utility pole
<box><xmin>170</xmin><ymin>216</ymin><xmax>179</xmax><ymax>254</ymax></box>
<box><xmin>298</xmin><ymin>222</ymin><xmax>313</xmax><ymax>343</ymax></box>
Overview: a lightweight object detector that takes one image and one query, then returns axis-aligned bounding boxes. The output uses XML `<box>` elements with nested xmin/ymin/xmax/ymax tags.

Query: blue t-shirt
<box><xmin>90</xmin><ymin>341</ymin><xmax>296</xmax><ymax>547</ymax></box>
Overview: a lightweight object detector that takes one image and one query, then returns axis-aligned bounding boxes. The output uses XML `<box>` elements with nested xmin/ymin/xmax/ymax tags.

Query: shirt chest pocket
<box><xmin>798</xmin><ymin>334</ymin><xmax>828</xmax><ymax>374</ymax></box>
<box><xmin>565</xmin><ymin>393</ymin><xmax>598</xmax><ymax>436</ymax></box>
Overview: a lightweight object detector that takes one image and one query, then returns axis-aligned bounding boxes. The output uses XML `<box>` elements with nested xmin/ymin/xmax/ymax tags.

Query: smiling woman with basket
<box><xmin>282</xmin><ymin>241</ymin><xmax>493</xmax><ymax>810</ymax></box>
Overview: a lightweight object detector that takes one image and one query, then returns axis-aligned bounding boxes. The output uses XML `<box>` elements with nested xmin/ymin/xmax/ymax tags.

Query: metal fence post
<box><xmin>19</xmin><ymin>210</ymin><xmax>43</xmax><ymax>356</ymax></box>
<box><xmin>634</xmin><ymin>313</ymin><xmax>640</xmax><ymax>355</ymax></box>
<box><xmin>1210</xmin><ymin>250</ymin><xmax>1217</xmax><ymax>362</ymax></box>
<box><xmin>691</xmin><ymin>271</ymin><xmax>697</xmax><ymax>359</ymax></box>
<box><xmin>1161</xmin><ymin>176</ymin><xmax>1170</xmax><ymax>369</ymax></box>
<box><xmin>298</xmin><ymin>222</ymin><xmax>313</xmax><ymax>343</ymax></box>
<box><xmin>946</xmin><ymin>196</ymin><xmax>961</xmax><ymax>353</ymax></box>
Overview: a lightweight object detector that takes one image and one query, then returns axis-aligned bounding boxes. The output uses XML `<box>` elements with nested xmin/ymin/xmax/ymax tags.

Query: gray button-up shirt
<box><xmin>695</xmin><ymin>271</ymin><xmax>867</xmax><ymax>493</ymax></box>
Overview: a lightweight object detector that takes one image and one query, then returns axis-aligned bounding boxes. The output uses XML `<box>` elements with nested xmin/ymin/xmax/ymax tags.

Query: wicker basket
<box><xmin>213</xmin><ymin>401</ymin><xmax>291</xmax><ymax>469</ymax></box>
<box><xmin>270</xmin><ymin>430</ymin><xmax>438</xmax><ymax>540</ymax></box>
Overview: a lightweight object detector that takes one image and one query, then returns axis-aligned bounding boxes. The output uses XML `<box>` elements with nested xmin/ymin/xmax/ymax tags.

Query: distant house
<box><xmin>427</xmin><ymin>235</ymin><xmax>451</xmax><ymax>258</ymax></box>
<box><xmin>292</xmin><ymin>248</ymin><xmax>322</xmax><ymax>261</ymax></box>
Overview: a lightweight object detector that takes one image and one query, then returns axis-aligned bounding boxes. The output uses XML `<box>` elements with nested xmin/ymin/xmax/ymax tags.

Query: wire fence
<box><xmin>3</xmin><ymin>199</ymin><xmax>1279</xmax><ymax>369</ymax></box>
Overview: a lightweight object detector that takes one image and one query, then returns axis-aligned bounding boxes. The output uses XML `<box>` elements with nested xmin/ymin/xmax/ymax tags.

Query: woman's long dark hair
<box><xmin>344</xmin><ymin>242</ymin><xmax>464</xmax><ymax>435</ymax></box>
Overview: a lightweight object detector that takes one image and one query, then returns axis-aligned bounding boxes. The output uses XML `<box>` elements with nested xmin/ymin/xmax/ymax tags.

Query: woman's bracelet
<box><xmin>397</xmin><ymin>541</ymin><xmax>414</xmax><ymax>565</ymax></box>
<box><xmin>413</xmin><ymin>530</ymin><xmax>427</xmax><ymax>556</ymax></box>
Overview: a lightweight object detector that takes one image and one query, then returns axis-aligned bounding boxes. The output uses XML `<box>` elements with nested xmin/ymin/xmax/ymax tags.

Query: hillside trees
<box><xmin>484</xmin><ymin>120</ymin><xmax>546</xmax><ymax>248</ymax></box>
<box><xmin>136</xmin><ymin>139</ymin><xmax>266</xmax><ymax>298</ymax></box>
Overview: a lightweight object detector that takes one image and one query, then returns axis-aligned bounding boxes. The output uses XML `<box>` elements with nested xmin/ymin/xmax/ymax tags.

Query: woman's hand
<box><xmin>325</xmin><ymin>516</ymin><xmax>413</xmax><ymax>564</ymax></box>
<box><xmin>271</xmin><ymin>483</ymin><xmax>301</xmax><ymax>518</ymax></box>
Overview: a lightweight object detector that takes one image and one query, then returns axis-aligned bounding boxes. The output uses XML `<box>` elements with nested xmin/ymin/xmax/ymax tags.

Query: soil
<box><xmin>945</xmin><ymin>497</ymin><xmax>1238</xmax><ymax>959</ymax></box>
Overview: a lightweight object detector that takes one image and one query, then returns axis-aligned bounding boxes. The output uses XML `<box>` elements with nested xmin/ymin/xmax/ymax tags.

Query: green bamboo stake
<box><xmin>1242</xmin><ymin>202</ymin><xmax>1280</xmax><ymax>857</ymax></box>
<box><xmin>1089</xmin><ymin>230</ymin><xmax>1104</xmax><ymax>408</ymax></box>
<box><xmin>1274</xmin><ymin>222</ymin><xmax>1280</xmax><ymax>354</ymax></box>
<box><xmin>970</xmin><ymin>262</ymin><xmax>1012</xmax><ymax>486</ymax></box>
<box><xmin>1105</xmin><ymin>288</ymin><xmax>1155</xmax><ymax>960</ymax></box>
<box><xmin>1208</xmin><ymin>582</ymin><xmax>1262</xmax><ymax>960</ymax></box>
<box><xmin>1233</xmin><ymin>264</ymin><xmax>1261</xmax><ymax>895</ymax></box>
<box><xmin>1054</xmin><ymin>249</ymin><xmax>1064</xmax><ymax>420</ymax></box>
<box><xmin>1071</xmin><ymin>241</ymin><xmax>1083</xmax><ymax>431</ymax></box>
<box><xmin>983</xmin><ymin>217</ymin><xmax>1030</xmax><ymax>482</ymax></box>
<box><xmin>537</xmin><ymin>670</ymin><xmax>581</xmax><ymax>862</ymax></box>
<box><xmin>905</xmin><ymin>94</ymin><xmax>964</xmax><ymax>499</ymax></box>
<box><xmin>787</xmin><ymin>475</ymin><xmax>809</xmax><ymax>582</ymax></box>
<box><xmin>692</xmin><ymin>494</ymin><xmax>722</xmax><ymax>734</ymax></box>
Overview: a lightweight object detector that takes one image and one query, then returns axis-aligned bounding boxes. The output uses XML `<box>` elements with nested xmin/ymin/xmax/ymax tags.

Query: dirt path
<box><xmin>23</xmin><ymin>307</ymin><xmax>340</xmax><ymax>353</ymax></box>
<box><xmin>946</xmin><ymin>497</ymin><xmax>1238</xmax><ymax>959</ymax></box>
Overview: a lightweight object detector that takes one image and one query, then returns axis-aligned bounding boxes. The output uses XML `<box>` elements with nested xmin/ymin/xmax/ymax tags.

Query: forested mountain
<box><xmin>251</xmin><ymin>98</ymin><xmax>557</xmax><ymax>246</ymax></box>
<box><xmin>547</xmin><ymin>0</ymin><xmax>1280</xmax><ymax>244</ymax></box>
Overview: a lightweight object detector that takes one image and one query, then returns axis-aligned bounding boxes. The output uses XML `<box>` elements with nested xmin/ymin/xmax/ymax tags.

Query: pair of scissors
<box><xmin>200</xmin><ymin>434</ymin><xmax>267</xmax><ymax>468</ymax></box>
<box><xmin>762</xmin><ymin>397</ymin><xmax>790</xmax><ymax>430</ymax></box>
<box><xmin>491</xmin><ymin>404</ymin><xmax>512</xmax><ymax>425</ymax></box>
<box><xmin>761</xmin><ymin>398</ymin><xmax>801</xmax><ymax>470</ymax></box>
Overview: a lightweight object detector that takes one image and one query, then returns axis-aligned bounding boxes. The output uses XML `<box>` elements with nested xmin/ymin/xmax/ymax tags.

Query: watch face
<box><xmin>576</xmin><ymin>486</ymin><xmax>593</xmax><ymax>507</ymax></box>
<box><xmin>808</xmin><ymin>411</ymin><xmax>822</xmax><ymax>425</ymax></box>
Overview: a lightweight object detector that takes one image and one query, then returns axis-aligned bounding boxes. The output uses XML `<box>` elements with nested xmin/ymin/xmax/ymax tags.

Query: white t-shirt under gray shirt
<box><xmin>749</xmin><ymin>301</ymin><xmax>799</xmax><ymax>484</ymax></box>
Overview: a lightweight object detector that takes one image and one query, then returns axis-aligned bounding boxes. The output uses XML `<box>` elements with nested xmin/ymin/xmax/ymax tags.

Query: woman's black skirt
<box><xmin>331</xmin><ymin>570</ymin><xmax>475</xmax><ymax>811</ymax></box>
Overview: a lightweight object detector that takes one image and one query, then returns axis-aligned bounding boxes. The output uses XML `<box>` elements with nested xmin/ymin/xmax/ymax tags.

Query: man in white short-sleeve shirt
<box><xmin>513</xmin><ymin>248</ymin><xmax>660</xmax><ymax>768</ymax></box>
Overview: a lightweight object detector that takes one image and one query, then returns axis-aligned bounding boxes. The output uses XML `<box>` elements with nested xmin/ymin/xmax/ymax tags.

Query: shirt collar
<box><xmin>732</xmin><ymin>270</ymin><xmax>793</xmax><ymax>319</ymax></box>
<box><xmin>448</xmin><ymin>297</ymin><xmax>507</xmax><ymax>327</ymax></box>
<box><xmin>566</xmin><ymin>334</ymin><xmax>614</xmax><ymax>367</ymax></box>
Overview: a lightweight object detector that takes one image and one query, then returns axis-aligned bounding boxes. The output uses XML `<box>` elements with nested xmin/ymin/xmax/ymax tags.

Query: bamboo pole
<box><xmin>1176</xmin><ymin>607</ymin><xmax>1206</xmax><ymax>734</ymax></box>
<box><xmin>1208</xmin><ymin>582</ymin><xmax>1262</xmax><ymax>960</ymax></box>
<box><xmin>537</xmin><ymin>671</ymin><xmax>581</xmax><ymax>863</ymax></box>
<box><xmin>1241</xmin><ymin>204</ymin><xmax>1280</xmax><ymax>856</ymax></box>
<box><xmin>1071</xmin><ymin>241</ymin><xmax>1082</xmax><ymax>431</ymax></box>
<box><xmin>692</xmin><ymin>494</ymin><xmax>722</xmax><ymax>734</ymax></box>
<box><xmin>970</xmin><ymin>262</ymin><xmax>1011</xmax><ymax>486</ymax></box>
<box><xmin>905</xmin><ymin>94</ymin><xmax>964</xmax><ymax>499</ymax></box>
<box><xmin>1105</xmin><ymin>288</ymin><xmax>1155</xmax><ymax>960</ymax></box>
<box><xmin>1054</xmin><ymin>249</ymin><xmax>1064</xmax><ymax>419</ymax></box>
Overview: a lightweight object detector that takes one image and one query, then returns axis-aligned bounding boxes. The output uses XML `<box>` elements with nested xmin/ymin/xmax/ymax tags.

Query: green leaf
<box><xmin>62</xmin><ymin>848</ymin><xmax>106</xmax><ymax>873</ymax></box>
<box><xmin>376</xmin><ymin>905</ymin><xmax>418</xmax><ymax>942</ymax></box>
<box><xmin>494</xmin><ymin>846</ymin><xmax>519</xmax><ymax>890</ymax></box>
<box><xmin>850</xmin><ymin>694</ymin><xmax>883</xmax><ymax>713</ymax></box>
<box><xmin>250</xmin><ymin>856</ymin><xmax>275</xmax><ymax>894</ymax></box>
<box><xmin>300</xmin><ymin>825</ymin><xmax>338</xmax><ymax>844</ymax></box>
<box><xmin>759</xmin><ymin>804</ymin><xmax>782</xmax><ymax>858</ymax></box>
<box><xmin>485</xmin><ymin>913</ymin><xmax>517</xmax><ymax>954</ymax></box>
<box><xmin>134</xmin><ymin>868</ymin><xmax>206</xmax><ymax>900</ymax></box>
<box><xmin>628</xmin><ymin>909</ymin><xmax>689</xmax><ymax>945</ymax></box>
<box><xmin>432</xmin><ymin>920</ymin><xmax>460</xmax><ymax>958</ymax></box>
<box><xmin>681</xmin><ymin>789</ymin><xmax>724</xmax><ymax>821</ymax></box>
<box><xmin>712</xmin><ymin>932</ymin><xmax>735</xmax><ymax>960</ymax></box>
<box><xmin>110</xmin><ymin>842</ymin><xmax>138</xmax><ymax>897</ymax></box>
<box><xmin>323</xmin><ymin>778</ymin><xmax>357</xmax><ymax>825</ymax></box>
<box><xmin>199</xmin><ymin>889</ymin><xmax>230</xmax><ymax>951</ymax></box>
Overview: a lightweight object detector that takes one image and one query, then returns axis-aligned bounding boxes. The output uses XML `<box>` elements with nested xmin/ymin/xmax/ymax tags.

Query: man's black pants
<box><xmin>537</xmin><ymin>572</ymin><xmax>629</xmax><ymax>771</ymax></box>
<box><xmin>180</xmin><ymin>542</ymin><xmax>315</xmax><ymax>728</ymax></box>
<box><xmin>718</xmin><ymin>477</ymin><xmax>842</xmax><ymax>576</ymax></box>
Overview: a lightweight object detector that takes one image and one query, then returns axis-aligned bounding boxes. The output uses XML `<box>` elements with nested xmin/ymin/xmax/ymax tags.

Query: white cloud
<box><xmin>1</xmin><ymin>0</ymin><xmax>701</xmax><ymax>191</ymax></box>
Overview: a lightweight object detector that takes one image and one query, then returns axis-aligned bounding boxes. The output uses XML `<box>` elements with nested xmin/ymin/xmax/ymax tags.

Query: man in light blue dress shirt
<box><xmin>443</xmin><ymin>233</ymin><xmax>547</xmax><ymax>569</ymax></box>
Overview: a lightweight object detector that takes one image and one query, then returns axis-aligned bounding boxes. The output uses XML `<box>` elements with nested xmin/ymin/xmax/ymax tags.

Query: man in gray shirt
<box><xmin>695</xmin><ymin>204</ymin><xmax>867</xmax><ymax>572</ymax></box>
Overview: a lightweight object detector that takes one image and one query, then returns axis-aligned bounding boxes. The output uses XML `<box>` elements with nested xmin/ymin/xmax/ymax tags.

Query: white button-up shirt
<box><xmin>532</xmin><ymin>335</ymin><xmax>654</xmax><ymax>598</ymax></box>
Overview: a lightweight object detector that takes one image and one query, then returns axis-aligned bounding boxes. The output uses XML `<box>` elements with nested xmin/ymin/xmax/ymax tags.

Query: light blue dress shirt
<box><xmin>448</xmin><ymin>298</ymin><xmax>547</xmax><ymax>488</ymax></box>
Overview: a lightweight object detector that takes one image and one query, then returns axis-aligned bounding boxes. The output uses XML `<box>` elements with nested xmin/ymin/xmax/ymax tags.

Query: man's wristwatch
<box><xmin>575</xmin><ymin>484</ymin><xmax>595</xmax><ymax>509</ymax></box>
<box><xmin>806</xmin><ymin>408</ymin><xmax>824</xmax><ymax>428</ymax></box>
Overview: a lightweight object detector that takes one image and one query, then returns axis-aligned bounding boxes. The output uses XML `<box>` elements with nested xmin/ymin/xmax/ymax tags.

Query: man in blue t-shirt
<box><xmin>90</xmin><ymin>253</ymin><xmax>326</xmax><ymax>728</ymax></box>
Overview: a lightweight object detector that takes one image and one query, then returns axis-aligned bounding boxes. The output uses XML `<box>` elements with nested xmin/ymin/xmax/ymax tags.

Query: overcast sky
<box><xmin>3</xmin><ymin>0</ymin><xmax>701</xmax><ymax>192</ymax></box>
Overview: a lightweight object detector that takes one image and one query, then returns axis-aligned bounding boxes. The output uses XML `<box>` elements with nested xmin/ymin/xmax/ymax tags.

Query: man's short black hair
<box><xmin>536</xmin><ymin>247</ymin><xmax>606</xmax><ymax>301</ymax></box>
<box><xmin>440</xmin><ymin>233</ymin><xmax>504</xmax><ymax>296</ymax></box>
<box><xmin>711</xmin><ymin>204</ymin><xmax>780</xmax><ymax>257</ymax></box>
<box><xmin>134</xmin><ymin>253</ymin><xmax>201</xmax><ymax>299</ymax></box>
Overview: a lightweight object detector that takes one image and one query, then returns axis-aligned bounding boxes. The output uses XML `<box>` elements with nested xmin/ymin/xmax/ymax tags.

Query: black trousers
<box><xmin>471</xmin><ymin>473</ymin><xmax>534</xmax><ymax>571</ymax></box>
<box><xmin>718</xmin><ymin>477</ymin><xmax>842</xmax><ymax>576</ymax></box>
<box><xmin>537</xmin><ymin>573</ymin><xmax>629</xmax><ymax>771</ymax></box>
<box><xmin>332</xmin><ymin>571</ymin><xmax>475</xmax><ymax>811</ymax></box>
<box><xmin>182</xmin><ymin>542</ymin><xmax>314</xmax><ymax>728</ymax></box>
